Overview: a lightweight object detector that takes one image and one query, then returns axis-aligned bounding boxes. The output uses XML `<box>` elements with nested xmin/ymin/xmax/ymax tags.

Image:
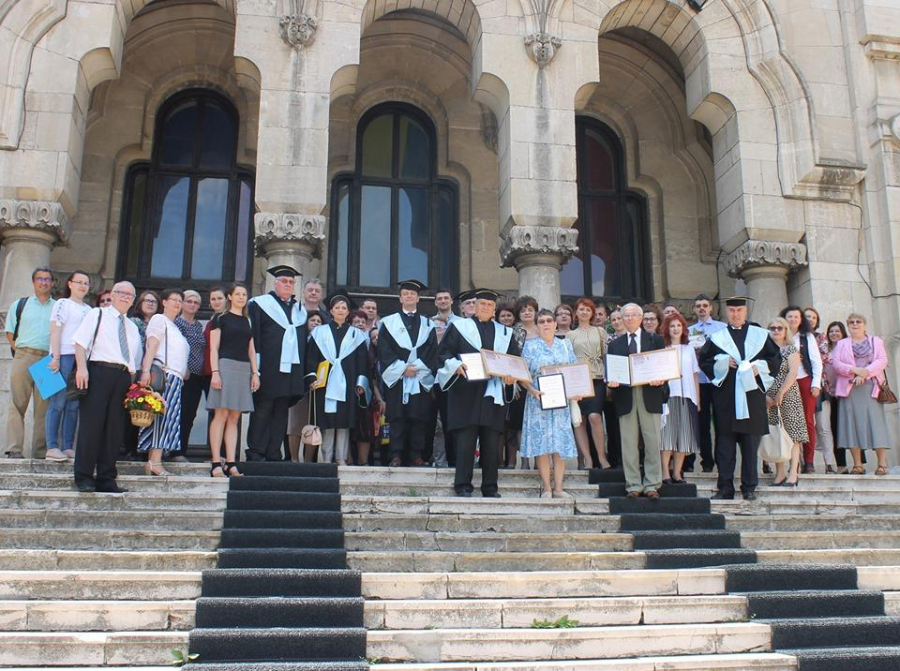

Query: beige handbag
<box><xmin>301</xmin><ymin>389</ymin><xmax>322</xmax><ymax>446</ymax></box>
<box><xmin>759</xmin><ymin>407</ymin><xmax>793</xmax><ymax>464</ymax></box>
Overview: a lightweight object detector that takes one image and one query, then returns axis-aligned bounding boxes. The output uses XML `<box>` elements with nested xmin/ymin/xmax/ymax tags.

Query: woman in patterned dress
<box><xmin>765</xmin><ymin>317</ymin><xmax>809</xmax><ymax>487</ymax></box>
<box><xmin>520</xmin><ymin>309</ymin><xmax>579</xmax><ymax>498</ymax></box>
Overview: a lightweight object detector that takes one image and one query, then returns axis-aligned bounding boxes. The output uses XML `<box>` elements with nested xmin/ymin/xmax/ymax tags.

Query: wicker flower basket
<box><xmin>130</xmin><ymin>410</ymin><xmax>155</xmax><ymax>428</ymax></box>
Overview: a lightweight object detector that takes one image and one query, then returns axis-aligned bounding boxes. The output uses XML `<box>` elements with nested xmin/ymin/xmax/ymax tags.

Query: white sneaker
<box><xmin>63</xmin><ymin>450</ymin><xmax>75</xmax><ymax>460</ymax></box>
<box><xmin>553</xmin><ymin>490</ymin><xmax>574</xmax><ymax>499</ymax></box>
<box><xmin>44</xmin><ymin>448</ymin><xmax>67</xmax><ymax>462</ymax></box>
<box><xmin>540</xmin><ymin>490</ymin><xmax>553</xmax><ymax>499</ymax></box>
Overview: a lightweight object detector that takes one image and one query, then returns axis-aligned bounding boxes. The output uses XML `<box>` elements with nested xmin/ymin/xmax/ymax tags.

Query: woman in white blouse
<box><xmin>659</xmin><ymin>312</ymin><xmax>700</xmax><ymax>483</ymax></box>
<box><xmin>45</xmin><ymin>271</ymin><xmax>92</xmax><ymax>461</ymax></box>
<box><xmin>138</xmin><ymin>290</ymin><xmax>190</xmax><ymax>476</ymax></box>
<box><xmin>780</xmin><ymin>306</ymin><xmax>822</xmax><ymax>473</ymax></box>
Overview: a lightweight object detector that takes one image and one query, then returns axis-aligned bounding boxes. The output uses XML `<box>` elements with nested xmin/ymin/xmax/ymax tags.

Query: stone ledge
<box><xmin>0</xmin><ymin>199</ymin><xmax>70</xmax><ymax>245</ymax></box>
<box><xmin>724</xmin><ymin>239</ymin><xmax>808</xmax><ymax>277</ymax></box>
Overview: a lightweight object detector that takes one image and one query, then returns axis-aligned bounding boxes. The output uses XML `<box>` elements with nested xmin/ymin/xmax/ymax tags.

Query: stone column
<box><xmin>254</xmin><ymin>212</ymin><xmax>326</xmax><ymax>292</ymax></box>
<box><xmin>0</xmin><ymin>200</ymin><xmax>70</xmax><ymax>320</ymax></box>
<box><xmin>500</xmin><ymin>225</ymin><xmax>578</xmax><ymax>310</ymax></box>
<box><xmin>724</xmin><ymin>239</ymin><xmax>808</xmax><ymax>326</ymax></box>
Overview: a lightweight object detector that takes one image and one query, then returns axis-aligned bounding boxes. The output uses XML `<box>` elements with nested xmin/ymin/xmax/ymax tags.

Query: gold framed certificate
<box><xmin>460</xmin><ymin>352</ymin><xmax>488</xmax><ymax>381</ymax></box>
<box><xmin>480</xmin><ymin>349</ymin><xmax>531</xmax><ymax>383</ymax></box>
<box><xmin>540</xmin><ymin>363</ymin><xmax>594</xmax><ymax>399</ymax></box>
<box><xmin>629</xmin><ymin>347</ymin><xmax>681</xmax><ymax>386</ymax></box>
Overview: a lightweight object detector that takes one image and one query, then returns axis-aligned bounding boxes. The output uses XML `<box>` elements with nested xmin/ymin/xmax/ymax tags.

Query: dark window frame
<box><xmin>116</xmin><ymin>88</ymin><xmax>255</xmax><ymax>293</ymax></box>
<box><xmin>327</xmin><ymin>102</ymin><xmax>459</xmax><ymax>297</ymax></box>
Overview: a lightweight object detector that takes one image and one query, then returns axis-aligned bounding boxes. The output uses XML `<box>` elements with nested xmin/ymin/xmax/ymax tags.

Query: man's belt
<box><xmin>90</xmin><ymin>361</ymin><xmax>130</xmax><ymax>373</ymax></box>
<box><xmin>15</xmin><ymin>347</ymin><xmax>48</xmax><ymax>356</ymax></box>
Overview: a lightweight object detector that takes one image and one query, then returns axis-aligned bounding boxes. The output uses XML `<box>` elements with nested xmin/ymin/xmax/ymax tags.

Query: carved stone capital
<box><xmin>524</xmin><ymin>33</ymin><xmax>562</xmax><ymax>68</ymax></box>
<box><xmin>500</xmin><ymin>225</ymin><xmax>578</xmax><ymax>268</ymax></box>
<box><xmin>279</xmin><ymin>13</ymin><xmax>318</xmax><ymax>49</ymax></box>
<box><xmin>723</xmin><ymin>239</ymin><xmax>808</xmax><ymax>278</ymax></box>
<box><xmin>255</xmin><ymin>213</ymin><xmax>326</xmax><ymax>259</ymax></box>
<box><xmin>0</xmin><ymin>199</ymin><xmax>70</xmax><ymax>246</ymax></box>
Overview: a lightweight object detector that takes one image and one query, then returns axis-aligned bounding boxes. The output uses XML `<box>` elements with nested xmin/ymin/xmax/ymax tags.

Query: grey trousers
<box><xmin>5</xmin><ymin>349</ymin><xmax>48</xmax><ymax>458</ymax></box>
<box><xmin>320</xmin><ymin>428</ymin><xmax>350</xmax><ymax>463</ymax></box>
<box><xmin>619</xmin><ymin>387</ymin><xmax>663</xmax><ymax>493</ymax></box>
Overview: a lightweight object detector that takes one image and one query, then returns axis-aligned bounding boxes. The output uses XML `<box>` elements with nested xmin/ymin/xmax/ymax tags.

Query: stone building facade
<box><xmin>1</xmin><ymin>0</ymin><xmax>899</xmax><ymax>454</ymax></box>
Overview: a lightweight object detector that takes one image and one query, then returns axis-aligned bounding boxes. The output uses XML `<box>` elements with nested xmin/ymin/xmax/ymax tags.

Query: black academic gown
<box><xmin>698</xmin><ymin>323</ymin><xmax>781</xmax><ymax>436</ymax></box>
<box><xmin>248</xmin><ymin>292</ymin><xmax>307</xmax><ymax>401</ymax></box>
<box><xmin>305</xmin><ymin>322</ymin><xmax>369</xmax><ymax>430</ymax></box>
<box><xmin>378</xmin><ymin>312</ymin><xmax>438</xmax><ymax>422</ymax></box>
<box><xmin>437</xmin><ymin>317</ymin><xmax>520</xmax><ymax>433</ymax></box>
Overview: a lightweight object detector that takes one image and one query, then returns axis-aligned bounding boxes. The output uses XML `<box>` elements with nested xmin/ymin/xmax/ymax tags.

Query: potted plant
<box><xmin>123</xmin><ymin>383</ymin><xmax>166</xmax><ymax>428</ymax></box>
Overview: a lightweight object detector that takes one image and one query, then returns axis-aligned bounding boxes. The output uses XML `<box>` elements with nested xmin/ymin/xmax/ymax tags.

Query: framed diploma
<box><xmin>606</xmin><ymin>354</ymin><xmax>632</xmax><ymax>385</ymax></box>
<box><xmin>540</xmin><ymin>363</ymin><xmax>594</xmax><ymax>399</ymax></box>
<box><xmin>537</xmin><ymin>373</ymin><xmax>567</xmax><ymax>410</ymax></box>
<box><xmin>480</xmin><ymin>349</ymin><xmax>532</xmax><ymax>383</ymax></box>
<box><xmin>629</xmin><ymin>347</ymin><xmax>681</xmax><ymax>386</ymax></box>
<box><xmin>460</xmin><ymin>352</ymin><xmax>488</xmax><ymax>381</ymax></box>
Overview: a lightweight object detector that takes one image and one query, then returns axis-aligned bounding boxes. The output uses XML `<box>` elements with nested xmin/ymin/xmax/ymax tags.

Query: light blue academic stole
<box><xmin>380</xmin><ymin>313</ymin><xmax>435</xmax><ymax>404</ymax></box>
<box><xmin>436</xmin><ymin>318</ymin><xmax>513</xmax><ymax>406</ymax></box>
<box><xmin>311</xmin><ymin>324</ymin><xmax>367</xmax><ymax>413</ymax></box>
<box><xmin>710</xmin><ymin>325</ymin><xmax>775</xmax><ymax>420</ymax></box>
<box><xmin>249</xmin><ymin>295</ymin><xmax>307</xmax><ymax>373</ymax></box>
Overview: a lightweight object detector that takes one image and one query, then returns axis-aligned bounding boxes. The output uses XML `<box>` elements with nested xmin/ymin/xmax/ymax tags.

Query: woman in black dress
<box><xmin>305</xmin><ymin>293</ymin><xmax>369</xmax><ymax>465</ymax></box>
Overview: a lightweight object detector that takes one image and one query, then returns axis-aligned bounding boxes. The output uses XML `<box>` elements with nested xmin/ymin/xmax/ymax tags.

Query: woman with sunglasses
<box><xmin>831</xmin><ymin>313</ymin><xmax>891</xmax><ymax>475</ymax></box>
<box><xmin>765</xmin><ymin>317</ymin><xmax>809</xmax><ymax>486</ymax></box>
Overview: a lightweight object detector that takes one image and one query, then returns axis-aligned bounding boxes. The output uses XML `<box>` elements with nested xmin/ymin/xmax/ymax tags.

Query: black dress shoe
<box><xmin>742</xmin><ymin>490</ymin><xmax>757</xmax><ymax>501</ymax></box>
<box><xmin>702</xmin><ymin>466</ymin><xmax>714</xmax><ymax>473</ymax></box>
<box><xmin>97</xmin><ymin>485</ymin><xmax>128</xmax><ymax>494</ymax></box>
<box><xmin>483</xmin><ymin>492</ymin><xmax>501</xmax><ymax>498</ymax></box>
<box><xmin>455</xmin><ymin>490</ymin><xmax>472</xmax><ymax>497</ymax></box>
<box><xmin>75</xmin><ymin>482</ymin><xmax>96</xmax><ymax>493</ymax></box>
<box><xmin>710</xmin><ymin>491</ymin><xmax>734</xmax><ymax>500</ymax></box>
<box><xmin>662</xmin><ymin>478</ymin><xmax>672</xmax><ymax>485</ymax></box>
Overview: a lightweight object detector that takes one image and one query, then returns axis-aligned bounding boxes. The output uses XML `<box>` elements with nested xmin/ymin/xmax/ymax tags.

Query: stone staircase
<box><xmin>0</xmin><ymin>460</ymin><xmax>898</xmax><ymax>668</ymax></box>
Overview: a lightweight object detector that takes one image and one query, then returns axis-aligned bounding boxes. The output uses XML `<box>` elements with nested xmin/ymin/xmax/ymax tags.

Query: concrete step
<box><xmin>342</xmin><ymin>495</ymin><xmax>592</xmax><ymax>516</ymax></box>
<box><xmin>0</xmin><ymin>630</ymin><xmax>188</xmax><ymax>665</ymax></box>
<box><xmin>0</xmin><ymin>550</ymin><xmax>216</xmax><ymax>571</ymax></box>
<box><xmin>0</xmin><ymin>599</ymin><xmax>194</xmax><ymax>631</ymax></box>
<box><xmin>342</xmin><ymin>513</ymin><xmax>621</xmax><ymax>533</ymax></box>
<box><xmin>0</xmin><ymin>528</ymin><xmax>220</xmax><ymax>551</ymax></box>
<box><xmin>0</xmin><ymin>509</ymin><xmax>224</xmax><ymax>531</ymax></box>
<box><xmin>0</xmin><ymin>460</ymin><xmax>210</xmax><ymax>476</ymax></box>
<box><xmin>364</xmin><ymin>595</ymin><xmax>748</xmax><ymax>629</ymax></box>
<box><xmin>756</xmin><ymin>548</ymin><xmax>900</xmax><ymax>566</ymax></box>
<box><xmin>0</xmin><ymin>473</ymin><xmax>229</xmax><ymax>495</ymax></box>
<box><xmin>860</xmin><ymin>566</ymin><xmax>900</xmax><ymax>591</ymax></box>
<box><xmin>371</xmin><ymin>655</ymin><xmax>797</xmax><ymax>670</ymax></box>
<box><xmin>728</xmin><ymin>515</ymin><xmax>900</xmax><ymax>532</ymax></box>
<box><xmin>0</xmin><ymin>571</ymin><xmax>201</xmax><ymax>600</ymax></box>
<box><xmin>742</xmin><ymin>531</ymin><xmax>900</xmax><ymax>551</ymax></box>
<box><xmin>365</xmin><ymin>622</ymin><xmax>772</xmax><ymax>663</ymax></box>
<box><xmin>344</xmin><ymin>532</ymin><xmax>633</xmax><ymax>553</ymax></box>
<box><xmin>0</xmin><ymin>490</ymin><xmax>227</xmax><ymax>512</ymax></box>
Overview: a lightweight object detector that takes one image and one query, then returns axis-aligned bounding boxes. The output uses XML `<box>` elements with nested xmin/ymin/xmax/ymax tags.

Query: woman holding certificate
<box><xmin>660</xmin><ymin>313</ymin><xmax>700</xmax><ymax>483</ymax></box>
<box><xmin>567</xmin><ymin>298</ymin><xmax>610</xmax><ymax>470</ymax></box>
<box><xmin>520</xmin><ymin>309</ymin><xmax>578</xmax><ymax>498</ymax></box>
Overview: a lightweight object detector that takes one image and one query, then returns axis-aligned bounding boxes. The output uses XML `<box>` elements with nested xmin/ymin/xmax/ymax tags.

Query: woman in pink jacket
<box><xmin>831</xmin><ymin>313</ymin><xmax>890</xmax><ymax>475</ymax></box>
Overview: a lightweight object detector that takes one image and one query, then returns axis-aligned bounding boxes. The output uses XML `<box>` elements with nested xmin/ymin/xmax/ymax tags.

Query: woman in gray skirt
<box><xmin>208</xmin><ymin>283</ymin><xmax>259</xmax><ymax>477</ymax></box>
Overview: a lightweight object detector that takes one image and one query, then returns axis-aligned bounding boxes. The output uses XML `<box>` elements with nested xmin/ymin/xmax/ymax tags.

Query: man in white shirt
<box><xmin>689</xmin><ymin>293</ymin><xmax>726</xmax><ymax>473</ymax></box>
<box><xmin>72</xmin><ymin>282</ymin><xmax>141</xmax><ymax>493</ymax></box>
<box><xmin>361</xmin><ymin>299</ymin><xmax>380</xmax><ymax>330</ymax></box>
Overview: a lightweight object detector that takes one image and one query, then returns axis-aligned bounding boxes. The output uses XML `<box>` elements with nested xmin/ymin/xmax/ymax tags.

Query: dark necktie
<box><xmin>628</xmin><ymin>333</ymin><xmax>638</xmax><ymax>354</ymax></box>
<box><xmin>118</xmin><ymin>315</ymin><xmax>131</xmax><ymax>362</ymax></box>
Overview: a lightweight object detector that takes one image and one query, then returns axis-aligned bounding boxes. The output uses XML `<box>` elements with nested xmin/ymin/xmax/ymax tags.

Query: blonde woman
<box><xmin>765</xmin><ymin>317</ymin><xmax>808</xmax><ymax>487</ymax></box>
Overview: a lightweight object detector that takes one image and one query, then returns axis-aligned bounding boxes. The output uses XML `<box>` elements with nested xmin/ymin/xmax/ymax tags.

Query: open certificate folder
<box><xmin>28</xmin><ymin>355</ymin><xmax>65</xmax><ymax>401</ymax></box>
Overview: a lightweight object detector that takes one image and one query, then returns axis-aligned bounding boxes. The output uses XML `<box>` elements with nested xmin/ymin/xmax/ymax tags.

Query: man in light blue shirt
<box><xmin>688</xmin><ymin>293</ymin><xmax>726</xmax><ymax>473</ymax></box>
<box><xmin>5</xmin><ymin>267</ymin><xmax>56</xmax><ymax>459</ymax></box>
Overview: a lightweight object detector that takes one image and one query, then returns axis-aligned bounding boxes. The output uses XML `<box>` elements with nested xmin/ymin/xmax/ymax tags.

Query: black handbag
<box><xmin>147</xmin><ymin>323</ymin><xmax>168</xmax><ymax>393</ymax></box>
<box><xmin>65</xmin><ymin>309</ymin><xmax>103</xmax><ymax>400</ymax></box>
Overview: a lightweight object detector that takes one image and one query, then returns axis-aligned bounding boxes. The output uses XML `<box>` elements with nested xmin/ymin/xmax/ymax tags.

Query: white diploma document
<box><xmin>606</xmin><ymin>354</ymin><xmax>632</xmax><ymax>385</ymax></box>
<box><xmin>541</xmin><ymin>363</ymin><xmax>594</xmax><ymax>399</ymax></box>
<box><xmin>537</xmin><ymin>373</ymin><xmax>567</xmax><ymax>410</ymax></box>
<box><xmin>481</xmin><ymin>349</ymin><xmax>532</xmax><ymax>383</ymax></box>
<box><xmin>460</xmin><ymin>352</ymin><xmax>488</xmax><ymax>381</ymax></box>
<box><xmin>629</xmin><ymin>347</ymin><xmax>682</xmax><ymax>386</ymax></box>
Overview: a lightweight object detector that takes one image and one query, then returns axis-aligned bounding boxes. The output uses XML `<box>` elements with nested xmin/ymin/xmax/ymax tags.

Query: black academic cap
<box><xmin>724</xmin><ymin>295</ymin><xmax>753</xmax><ymax>307</ymax></box>
<box><xmin>473</xmin><ymin>288</ymin><xmax>500</xmax><ymax>302</ymax></box>
<box><xmin>398</xmin><ymin>279</ymin><xmax>427</xmax><ymax>293</ymax></box>
<box><xmin>326</xmin><ymin>289</ymin><xmax>357</xmax><ymax>310</ymax></box>
<box><xmin>456</xmin><ymin>289</ymin><xmax>475</xmax><ymax>302</ymax></box>
<box><xmin>267</xmin><ymin>264</ymin><xmax>301</xmax><ymax>278</ymax></box>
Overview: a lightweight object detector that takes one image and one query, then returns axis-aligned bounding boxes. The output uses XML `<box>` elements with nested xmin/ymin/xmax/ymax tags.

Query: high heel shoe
<box><xmin>769</xmin><ymin>479</ymin><xmax>786</xmax><ymax>487</ymax></box>
<box><xmin>210</xmin><ymin>463</ymin><xmax>226</xmax><ymax>478</ymax></box>
<box><xmin>783</xmin><ymin>480</ymin><xmax>799</xmax><ymax>488</ymax></box>
<box><xmin>145</xmin><ymin>462</ymin><xmax>171</xmax><ymax>477</ymax></box>
<box><xmin>223</xmin><ymin>462</ymin><xmax>242</xmax><ymax>477</ymax></box>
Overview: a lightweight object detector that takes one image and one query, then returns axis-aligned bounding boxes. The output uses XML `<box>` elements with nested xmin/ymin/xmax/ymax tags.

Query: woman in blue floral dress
<box><xmin>520</xmin><ymin>309</ymin><xmax>579</xmax><ymax>498</ymax></box>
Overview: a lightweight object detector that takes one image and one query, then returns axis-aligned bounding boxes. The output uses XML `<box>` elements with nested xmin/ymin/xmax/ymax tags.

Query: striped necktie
<box><xmin>118</xmin><ymin>315</ymin><xmax>130</xmax><ymax>363</ymax></box>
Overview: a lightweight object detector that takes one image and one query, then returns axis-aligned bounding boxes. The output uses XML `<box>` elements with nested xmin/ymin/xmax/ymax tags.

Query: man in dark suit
<box><xmin>607</xmin><ymin>303</ymin><xmax>668</xmax><ymax>499</ymax></box>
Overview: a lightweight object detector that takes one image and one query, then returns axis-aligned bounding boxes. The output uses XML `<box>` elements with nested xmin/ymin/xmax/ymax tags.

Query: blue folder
<box><xmin>28</xmin><ymin>355</ymin><xmax>66</xmax><ymax>401</ymax></box>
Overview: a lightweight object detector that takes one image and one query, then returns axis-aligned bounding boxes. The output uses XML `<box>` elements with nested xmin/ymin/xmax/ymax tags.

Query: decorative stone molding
<box><xmin>279</xmin><ymin>0</ymin><xmax>318</xmax><ymax>50</ymax></box>
<box><xmin>891</xmin><ymin>115</ymin><xmax>900</xmax><ymax>145</ymax></box>
<box><xmin>524</xmin><ymin>33</ymin><xmax>562</xmax><ymax>68</ymax></box>
<box><xmin>0</xmin><ymin>199</ymin><xmax>70</xmax><ymax>245</ymax></box>
<box><xmin>499</xmin><ymin>225</ymin><xmax>578</xmax><ymax>268</ymax></box>
<box><xmin>723</xmin><ymin>239</ymin><xmax>808</xmax><ymax>278</ymax></box>
<box><xmin>254</xmin><ymin>212</ymin><xmax>326</xmax><ymax>258</ymax></box>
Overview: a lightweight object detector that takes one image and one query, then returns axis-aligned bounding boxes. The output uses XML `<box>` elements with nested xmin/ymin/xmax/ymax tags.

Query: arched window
<box><xmin>329</xmin><ymin>103</ymin><xmax>458</xmax><ymax>295</ymax></box>
<box><xmin>559</xmin><ymin>118</ymin><xmax>649</xmax><ymax>302</ymax></box>
<box><xmin>118</xmin><ymin>89</ymin><xmax>254</xmax><ymax>290</ymax></box>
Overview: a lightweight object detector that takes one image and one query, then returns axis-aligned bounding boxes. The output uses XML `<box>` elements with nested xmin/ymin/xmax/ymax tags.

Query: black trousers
<box><xmin>439</xmin><ymin>391</ymin><xmax>455</xmax><ymax>467</ymax></box>
<box><xmin>177</xmin><ymin>374</ymin><xmax>209</xmax><ymax>456</ymax></box>
<box><xmin>247</xmin><ymin>393</ymin><xmax>291</xmax><ymax>461</ymax></box>
<box><xmin>715</xmin><ymin>430</ymin><xmax>759</xmax><ymax>496</ymax></box>
<box><xmin>422</xmin><ymin>406</ymin><xmax>439</xmax><ymax>463</ymax></box>
<box><xmin>75</xmin><ymin>363</ymin><xmax>132</xmax><ymax>490</ymax></box>
<box><xmin>602</xmin><ymin>396</ymin><xmax>621</xmax><ymax>468</ymax></box>
<box><xmin>390</xmin><ymin>418</ymin><xmax>427</xmax><ymax>463</ymax></box>
<box><xmin>686</xmin><ymin>384</ymin><xmax>716</xmax><ymax>472</ymax></box>
<box><xmin>454</xmin><ymin>425</ymin><xmax>499</xmax><ymax>495</ymax></box>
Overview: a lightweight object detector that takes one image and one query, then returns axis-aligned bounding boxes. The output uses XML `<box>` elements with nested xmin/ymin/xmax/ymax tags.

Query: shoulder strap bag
<box><xmin>148</xmin><ymin>322</ymin><xmax>168</xmax><ymax>393</ymax></box>
<box><xmin>65</xmin><ymin>309</ymin><xmax>103</xmax><ymax>400</ymax></box>
<box><xmin>301</xmin><ymin>389</ymin><xmax>322</xmax><ymax>447</ymax></box>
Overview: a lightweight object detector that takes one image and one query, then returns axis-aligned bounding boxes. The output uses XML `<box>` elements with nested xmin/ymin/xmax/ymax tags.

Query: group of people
<box><xmin>3</xmin><ymin>265</ymin><xmax>893</xmax><ymax>498</ymax></box>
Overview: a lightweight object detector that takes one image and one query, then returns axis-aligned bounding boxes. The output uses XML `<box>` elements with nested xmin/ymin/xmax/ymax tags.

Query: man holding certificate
<box><xmin>436</xmin><ymin>289</ymin><xmax>520</xmax><ymax>497</ymax></box>
<box><xmin>606</xmin><ymin>303</ymin><xmax>668</xmax><ymax>499</ymax></box>
<box><xmin>698</xmin><ymin>296</ymin><xmax>781</xmax><ymax>501</ymax></box>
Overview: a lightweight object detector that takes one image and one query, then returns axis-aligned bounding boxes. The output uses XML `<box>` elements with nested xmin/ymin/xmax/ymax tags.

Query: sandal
<box><xmin>850</xmin><ymin>466</ymin><xmax>866</xmax><ymax>475</ymax></box>
<box><xmin>223</xmin><ymin>462</ymin><xmax>243</xmax><ymax>478</ymax></box>
<box><xmin>210</xmin><ymin>463</ymin><xmax>226</xmax><ymax>478</ymax></box>
<box><xmin>145</xmin><ymin>462</ymin><xmax>171</xmax><ymax>477</ymax></box>
<box><xmin>875</xmin><ymin>465</ymin><xmax>887</xmax><ymax>476</ymax></box>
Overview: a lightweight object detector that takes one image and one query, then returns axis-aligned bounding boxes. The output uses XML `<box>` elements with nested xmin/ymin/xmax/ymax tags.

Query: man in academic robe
<box><xmin>246</xmin><ymin>265</ymin><xmax>308</xmax><ymax>461</ymax></box>
<box><xmin>437</xmin><ymin>289</ymin><xmax>519</xmax><ymax>497</ymax></box>
<box><xmin>698</xmin><ymin>296</ymin><xmax>781</xmax><ymax>500</ymax></box>
<box><xmin>379</xmin><ymin>280</ymin><xmax>438</xmax><ymax>467</ymax></box>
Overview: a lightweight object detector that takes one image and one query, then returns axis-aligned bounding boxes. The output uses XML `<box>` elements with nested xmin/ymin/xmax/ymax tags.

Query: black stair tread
<box><xmin>230</xmin><ymin>476</ymin><xmax>341</xmax><ymax>493</ymax></box>
<box><xmin>783</xmin><ymin>647</ymin><xmax>900</xmax><ymax>671</ymax></box>
<box><xmin>184</xmin><ymin>663</ymin><xmax>369</xmax><ymax>671</ymax></box>
<box><xmin>726</xmin><ymin>563</ymin><xmax>858</xmax><ymax>592</ymax></box>
<box><xmin>588</xmin><ymin>468</ymin><xmax>626</xmax><ymax>484</ymax></box>
<box><xmin>237</xmin><ymin>462</ymin><xmax>338</xmax><ymax>478</ymax></box>
<box><xmin>202</xmin><ymin>569</ymin><xmax>361</xmax><ymax>598</ymax></box>
<box><xmin>609</xmin><ymin>497</ymin><xmax>711</xmax><ymax>514</ymax></box>
<box><xmin>195</xmin><ymin>596</ymin><xmax>364</xmax><ymax>628</ymax></box>
<box><xmin>224</xmin><ymin>510</ymin><xmax>344</xmax><ymax>529</ymax></box>
<box><xmin>631</xmin><ymin>530</ymin><xmax>742</xmax><ymax>550</ymax></box>
<box><xmin>769</xmin><ymin>615</ymin><xmax>900</xmax><ymax>627</ymax></box>
<box><xmin>769</xmin><ymin>616</ymin><xmax>900</xmax><ymax>649</ymax></box>
<box><xmin>189</xmin><ymin>627</ymin><xmax>367</xmax><ymax>662</ymax></box>
<box><xmin>748</xmin><ymin>590</ymin><xmax>885</xmax><ymax>619</ymax></box>
<box><xmin>219</xmin><ymin>528</ymin><xmax>345</xmax><ymax>549</ymax></box>
<box><xmin>619</xmin><ymin>513</ymin><xmax>726</xmax><ymax>531</ymax></box>
<box><xmin>217</xmin><ymin>548</ymin><xmax>347</xmax><ymax>570</ymax></box>
<box><xmin>644</xmin><ymin>548</ymin><xmax>757</xmax><ymax>569</ymax></box>
<box><xmin>227</xmin><ymin>490</ymin><xmax>342</xmax><ymax>511</ymax></box>
<box><xmin>597</xmin><ymin>482</ymin><xmax>698</xmax><ymax>498</ymax></box>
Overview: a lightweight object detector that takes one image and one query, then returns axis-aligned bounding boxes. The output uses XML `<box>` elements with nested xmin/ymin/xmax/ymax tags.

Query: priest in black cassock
<box><xmin>305</xmin><ymin>291</ymin><xmax>370</xmax><ymax>465</ymax></box>
<box><xmin>437</xmin><ymin>289</ymin><xmax>520</xmax><ymax>497</ymax></box>
<box><xmin>379</xmin><ymin>280</ymin><xmax>438</xmax><ymax>467</ymax></box>
<box><xmin>698</xmin><ymin>296</ymin><xmax>781</xmax><ymax>500</ymax></box>
<box><xmin>247</xmin><ymin>265</ymin><xmax>308</xmax><ymax>461</ymax></box>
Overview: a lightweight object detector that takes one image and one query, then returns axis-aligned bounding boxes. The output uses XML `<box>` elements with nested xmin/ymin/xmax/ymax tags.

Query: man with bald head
<box><xmin>72</xmin><ymin>282</ymin><xmax>142</xmax><ymax>493</ymax></box>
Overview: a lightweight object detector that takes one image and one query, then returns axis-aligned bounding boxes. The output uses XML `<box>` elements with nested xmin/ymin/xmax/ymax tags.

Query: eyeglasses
<box><xmin>848</xmin><ymin>319</ymin><xmax>864</xmax><ymax>325</ymax></box>
<box><xmin>70</xmin><ymin>280</ymin><xmax>90</xmax><ymax>287</ymax></box>
<box><xmin>142</xmin><ymin>299</ymin><xmax>158</xmax><ymax>304</ymax></box>
<box><xmin>537</xmin><ymin>318</ymin><xmax>556</xmax><ymax>325</ymax></box>
<box><xmin>34</xmin><ymin>277</ymin><xmax>53</xmax><ymax>284</ymax></box>
<box><xmin>768</xmin><ymin>326</ymin><xmax>785</xmax><ymax>332</ymax></box>
<box><xmin>112</xmin><ymin>290</ymin><xmax>135</xmax><ymax>298</ymax></box>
